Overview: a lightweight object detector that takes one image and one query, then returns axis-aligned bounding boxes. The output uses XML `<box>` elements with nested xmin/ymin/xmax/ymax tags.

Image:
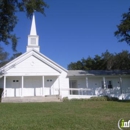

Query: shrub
<box><xmin>62</xmin><ymin>97</ymin><xmax>69</xmax><ymax>102</ymax></box>
<box><xmin>88</xmin><ymin>96</ymin><xmax>119</xmax><ymax>101</ymax></box>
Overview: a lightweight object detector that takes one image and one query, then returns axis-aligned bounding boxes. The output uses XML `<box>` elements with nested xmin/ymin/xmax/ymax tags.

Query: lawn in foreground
<box><xmin>0</xmin><ymin>100</ymin><xmax>129</xmax><ymax>130</ymax></box>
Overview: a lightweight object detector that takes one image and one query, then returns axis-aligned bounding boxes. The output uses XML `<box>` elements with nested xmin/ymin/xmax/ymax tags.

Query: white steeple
<box><xmin>27</xmin><ymin>13</ymin><xmax>40</xmax><ymax>52</ymax></box>
<box><xmin>30</xmin><ymin>14</ymin><xmax>37</xmax><ymax>35</ymax></box>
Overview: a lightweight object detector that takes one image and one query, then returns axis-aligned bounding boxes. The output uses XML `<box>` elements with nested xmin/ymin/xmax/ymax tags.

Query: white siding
<box><xmin>122</xmin><ymin>77</ymin><xmax>130</xmax><ymax>93</ymax></box>
<box><xmin>60</xmin><ymin>72</ymin><xmax>69</xmax><ymax>98</ymax></box>
<box><xmin>77</xmin><ymin>78</ymin><xmax>86</xmax><ymax>88</ymax></box>
<box><xmin>69</xmin><ymin>77</ymin><xmax>86</xmax><ymax>88</ymax></box>
<box><xmin>7</xmin><ymin>56</ymin><xmax>60</xmax><ymax>75</ymax></box>
<box><xmin>88</xmin><ymin>77</ymin><xmax>102</xmax><ymax>88</ymax></box>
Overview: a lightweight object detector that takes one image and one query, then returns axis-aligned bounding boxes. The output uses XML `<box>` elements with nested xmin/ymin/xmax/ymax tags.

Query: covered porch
<box><xmin>67</xmin><ymin>76</ymin><xmax>130</xmax><ymax>100</ymax></box>
<box><xmin>2</xmin><ymin>75</ymin><xmax>60</xmax><ymax>98</ymax></box>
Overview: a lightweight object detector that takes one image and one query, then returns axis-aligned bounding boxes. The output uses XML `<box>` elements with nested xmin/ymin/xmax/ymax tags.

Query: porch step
<box><xmin>1</xmin><ymin>96</ymin><xmax>62</xmax><ymax>103</ymax></box>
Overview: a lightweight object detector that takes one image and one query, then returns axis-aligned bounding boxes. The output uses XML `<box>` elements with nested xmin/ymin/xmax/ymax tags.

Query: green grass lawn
<box><xmin>0</xmin><ymin>100</ymin><xmax>130</xmax><ymax>130</ymax></box>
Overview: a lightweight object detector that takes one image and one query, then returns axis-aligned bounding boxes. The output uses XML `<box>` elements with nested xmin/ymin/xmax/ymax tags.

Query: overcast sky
<box><xmin>3</xmin><ymin>0</ymin><xmax>130</xmax><ymax>68</ymax></box>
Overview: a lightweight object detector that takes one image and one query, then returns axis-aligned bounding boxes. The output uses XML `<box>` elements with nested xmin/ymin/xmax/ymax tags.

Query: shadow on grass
<box><xmin>117</xmin><ymin>100</ymin><xmax>130</xmax><ymax>103</ymax></box>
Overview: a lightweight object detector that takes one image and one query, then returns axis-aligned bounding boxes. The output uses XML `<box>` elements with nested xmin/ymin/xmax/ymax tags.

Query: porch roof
<box><xmin>67</xmin><ymin>70</ymin><xmax>130</xmax><ymax>76</ymax></box>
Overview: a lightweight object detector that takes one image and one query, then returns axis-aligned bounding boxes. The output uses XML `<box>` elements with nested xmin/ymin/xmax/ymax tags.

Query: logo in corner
<box><xmin>118</xmin><ymin>118</ymin><xmax>130</xmax><ymax>130</ymax></box>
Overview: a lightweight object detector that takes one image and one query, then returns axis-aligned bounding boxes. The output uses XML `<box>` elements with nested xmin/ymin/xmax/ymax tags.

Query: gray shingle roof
<box><xmin>68</xmin><ymin>70</ymin><xmax>130</xmax><ymax>76</ymax></box>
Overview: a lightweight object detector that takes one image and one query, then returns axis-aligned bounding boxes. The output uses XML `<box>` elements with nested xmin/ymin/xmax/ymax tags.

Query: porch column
<box><xmin>58</xmin><ymin>76</ymin><xmax>60</xmax><ymax>96</ymax></box>
<box><xmin>86</xmin><ymin>77</ymin><xmax>88</xmax><ymax>88</ymax></box>
<box><xmin>42</xmin><ymin>76</ymin><xmax>44</xmax><ymax>96</ymax></box>
<box><xmin>3</xmin><ymin>76</ymin><xmax>6</xmax><ymax>98</ymax></box>
<box><xmin>119</xmin><ymin>77</ymin><xmax>122</xmax><ymax>94</ymax></box>
<box><xmin>103</xmin><ymin>77</ymin><xmax>106</xmax><ymax>89</ymax></box>
<box><xmin>21</xmin><ymin>76</ymin><xmax>24</xmax><ymax>97</ymax></box>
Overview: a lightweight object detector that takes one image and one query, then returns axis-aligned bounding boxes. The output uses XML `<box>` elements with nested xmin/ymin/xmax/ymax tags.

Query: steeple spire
<box><xmin>27</xmin><ymin>13</ymin><xmax>40</xmax><ymax>52</ymax></box>
<box><xmin>30</xmin><ymin>14</ymin><xmax>37</xmax><ymax>35</ymax></box>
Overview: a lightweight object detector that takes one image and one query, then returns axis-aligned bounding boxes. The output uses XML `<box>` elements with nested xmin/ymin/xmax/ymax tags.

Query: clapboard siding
<box><xmin>7</xmin><ymin>56</ymin><xmax>60</xmax><ymax>75</ymax></box>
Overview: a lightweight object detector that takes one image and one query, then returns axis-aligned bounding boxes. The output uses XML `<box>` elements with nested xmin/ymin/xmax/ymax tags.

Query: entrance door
<box><xmin>69</xmin><ymin>80</ymin><xmax>78</xmax><ymax>95</ymax></box>
<box><xmin>45</xmin><ymin>79</ymin><xmax>53</xmax><ymax>95</ymax></box>
<box><xmin>6</xmin><ymin>77</ymin><xmax>21</xmax><ymax>97</ymax></box>
<box><xmin>12</xmin><ymin>80</ymin><xmax>21</xmax><ymax>97</ymax></box>
<box><xmin>24</xmin><ymin>76</ymin><xmax>42</xmax><ymax>97</ymax></box>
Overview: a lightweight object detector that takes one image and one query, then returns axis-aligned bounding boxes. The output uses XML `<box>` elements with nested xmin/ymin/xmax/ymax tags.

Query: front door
<box><xmin>24</xmin><ymin>76</ymin><xmax>42</xmax><ymax>97</ymax></box>
<box><xmin>69</xmin><ymin>80</ymin><xmax>78</xmax><ymax>95</ymax></box>
<box><xmin>12</xmin><ymin>79</ymin><xmax>20</xmax><ymax>97</ymax></box>
<box><xmin>45</xmin><ymin>79</ymin><xmax>53</xmax><ymax>95</ymax></box>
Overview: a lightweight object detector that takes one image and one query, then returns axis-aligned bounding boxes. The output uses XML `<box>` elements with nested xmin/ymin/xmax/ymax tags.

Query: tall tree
<box><xmin>0</xmin><ymin>46</ymin><xmax>23</xmax><ymax>67</ymax></box>
<box><xmin>101</xmin><ymin>51</ymin><xmax>114</xmax><ymax>70</ymax></box>
<box><xmin>0</xmin><ymin>46</ymin><xmax>9</xmax><ymax>67</ymax></box>
<box><xmin>115</xmin><ymin>8</ymin><xmax>130</xmax><ymax>44</ymax></box>
<box><xmin>10</xmin><ymin>52</ymin><xmax>22</xmax><ymax>60</ymax></box>
<box><xmin>0</xmin><ymin>0</ymin><xmax>48</xmax><ymax>51</ymax></box>
<box><xmin>68</xmin><ymin>50</ymin><xmax>130</xmax><ymax>70</ymax></box>
<box><xmin>113</xmin><ymin>51</ymin><xmax>130</xmax><ymax>70</ymax></box>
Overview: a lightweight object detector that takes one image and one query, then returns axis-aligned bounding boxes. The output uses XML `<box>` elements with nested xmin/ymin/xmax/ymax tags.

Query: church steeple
<box><xmin>27</xmin><ymin>13</ymin><xmax>40</xmax><ymax>52</ymax></box>
<box><xmin>30</xmin><ymin>14</ymin><xmax>37</xmax><ymax>35</ymax></box>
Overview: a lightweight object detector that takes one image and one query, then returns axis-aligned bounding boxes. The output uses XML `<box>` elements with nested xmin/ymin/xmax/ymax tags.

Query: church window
<box><xmin>13</xmin><ymin>80</ymin><xmax>19</xmax><ymax>82</ymax></box>
<box><xmin>47</xmin><ymin>79</ymin><xmax>52</xmax><ymax>82</ymax></box>
<box><xmin>107</xmin><ymin>81</ymin><xmax>113</xmax><ymax>89</ymax></box>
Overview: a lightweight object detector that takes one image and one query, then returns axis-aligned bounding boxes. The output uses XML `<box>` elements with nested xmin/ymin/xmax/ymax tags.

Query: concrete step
<box><xmin>1</xmin><ymin>96</ymin><xmax>62</xmax><ymax>103</ymax></box>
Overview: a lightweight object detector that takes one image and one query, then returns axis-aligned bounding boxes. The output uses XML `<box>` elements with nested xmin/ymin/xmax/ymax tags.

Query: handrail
<box><xmin>54</xmin><ymin>88</ymin><xmax>91</xmax><ymax>91</ymax></box>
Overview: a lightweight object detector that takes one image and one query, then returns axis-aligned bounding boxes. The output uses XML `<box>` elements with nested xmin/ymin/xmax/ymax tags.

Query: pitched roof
<box><xmin>68</xmin><ymin>70</ymin><xmax>130</xmax><ymax>76</ymax></box>
<box><xmin>0</xmin><ymin>49</ymin><xmax>68</xmax><ymax>75</ymax></box>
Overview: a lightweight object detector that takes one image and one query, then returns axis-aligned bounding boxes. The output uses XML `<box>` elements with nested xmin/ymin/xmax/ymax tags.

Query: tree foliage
<box><xmin>115</xmin><ymin>8</ymin><xmax>130</xmax><ymax>44</ymax></box>
<box><xmin>68</xmin><ymin>50</ymin><xmax>130</xmax><ymax>70</ymax></box>
<box><xmin>0</xmin><ymin>46</ymin><xmax>22</xmax><ymax>67</ymax></box>
<box><xmin>9</xmin><ymin>52</ymin><xmax>22</xmax><ymax>61</ymax></box>
<box><xmin>0</xmin><ymin>0</ymin><xmax>48</xmax><ymax>51</ymax></box>
<box><xmin>0</xmin><ymin>46</ymin><xmax>9</xmax><ymax>67</ymax></box>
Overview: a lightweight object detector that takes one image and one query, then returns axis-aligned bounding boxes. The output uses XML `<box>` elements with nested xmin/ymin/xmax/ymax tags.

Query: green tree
<box><xmin>101</xmin><ymin>51</ymin><xmax>114</xmax><ymax>70</ymax></box>
<box><xmin>84</xmin><ymin>57</ymin><xmax>95</xmax><ymax>70</ymax></box>
<box><xmin>81</xmin><ymin>57</ymin><xmax>94</xmax><ymax>70</ymax></box>
<box><xmin>93</xmin><ymin>55</ymin><xmax>103</xmax><ymax>70</ymax></box>
<box><xmin>0</xmin><ymin>46</ymin><xmax>9</xmax><ymax>67</ymax></box>
<box><xmin>0</xmin><ymin>46</ymin><xmax>23</xmax><ymax>67</ymax></box>
<box><xmin>115</xmin><ymin>8</ymin><xmax>130</xmax><ymax>44</ymax></box>
<box><xmin>0</xmin><ymin>0</ymin><xmax>48</xmax><ymax>51</ymax></box>
<box><xmin>113</xmin><ymin>51</ymin><xmax>130</xmax><ymax>70</ymax></box>
<box><xmin>67</xmin><ymin>50</ymin><xmax>130</xmax><ymax>70</ymax></box>
<box><xmin>68</xmin><ymin>61</ymin><xmax>83</xmax><ymax>70</ymax></box>
<box><xmin>10</xmin><ymin>52</ymin><xmax>22</xmax><ymax>61</ymax></box>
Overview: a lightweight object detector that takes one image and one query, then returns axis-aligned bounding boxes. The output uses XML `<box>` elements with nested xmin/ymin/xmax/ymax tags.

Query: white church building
<box><xmin>0</xmin><ymin>14</ymin><xmax>130</xmax><ymax>101</ymax></box>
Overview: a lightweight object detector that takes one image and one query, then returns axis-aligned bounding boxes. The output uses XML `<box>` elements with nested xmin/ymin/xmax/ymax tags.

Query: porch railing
<box><xmin>55</xmin><ymin>88</ymin><xmax>95</xmax><ymax>96</ymax></box>
<box><xmin>58</xmin><ymin>87</ymin><xmax>130</xmax><ymax>99</ymax></box>
<box><xmin>56</xmin><ymin>87</ymin><xmax>128</xmax><ymax>96</ymax></box>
